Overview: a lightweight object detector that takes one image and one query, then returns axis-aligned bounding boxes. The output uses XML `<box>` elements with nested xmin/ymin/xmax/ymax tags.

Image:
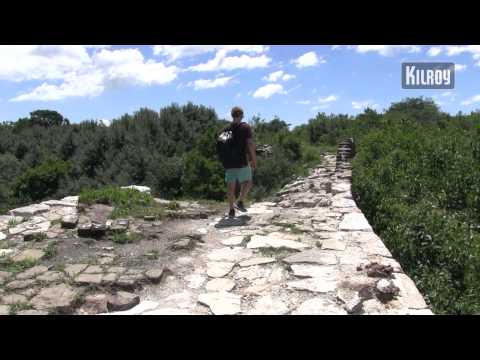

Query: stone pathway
<box><xmin>107</xmin><ymin>151</ymin><xmax>433</xmax><ymax>315</ymax></box>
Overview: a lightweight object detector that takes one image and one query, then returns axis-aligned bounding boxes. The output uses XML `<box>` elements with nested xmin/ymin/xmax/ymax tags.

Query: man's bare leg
<box><xmin>237</xmin><ymin>180</ymin><xmax>252</xmax><ymax>202</ymax></box>
<box><xmin>227</xmin><ymin>181</ymin><xmax>236</xmax><ymax>211</ymax></box>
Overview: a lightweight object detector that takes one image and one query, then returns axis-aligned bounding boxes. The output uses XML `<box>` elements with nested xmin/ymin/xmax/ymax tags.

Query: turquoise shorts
<box><xmin>225</xmin><ymin>165</ymin><xmax>252</xmax><ymax>184</ymax></box>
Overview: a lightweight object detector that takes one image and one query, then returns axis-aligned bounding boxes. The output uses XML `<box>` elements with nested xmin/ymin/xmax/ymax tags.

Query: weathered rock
<box><xmin>1</xmin><ymin>294</ymin><xmax>28</xmax><ymax>305</ymax></box>
<box><xmin>16</xmin><ymin>265</ymin><xmax>49</xmax><ymax>280</ymax></box>
<box><xmin>0</xmin><ymin>249</ymin><xmax>15</xmax><ymax>258</ymax></box>
<box><xmin>16</xmin><ymin>310</ymin><xmax>49</xmax><ymax>315</ymax></box>
<box><xmin>109</xmin><ymin>219</ymin><xmax>129</xmax><ymax>234</ymax></box>
<box><xmin>18</xmin><ymin>287</ymin><xmax>39</xmax><ymax>299</ymax></box>
<box><xmin>0</xmin><ymin>271</ymin><xmax>12</xmax><ymax>285</ymax></box>
<box><xmin>361</xmin><ymin>299</ymin><xmax>385</xmax><ymax>314</ymax></box>
<box><xmin>339</xmin><ymin>213</ymin><xmax>372</xmax><ymax>231</ymax></box>
<box><xmin>235</xmin><ymin>265</ymin><xmax>272</xmax><ymax>281</ymax></box>
<box><xmin>287</xmin><ymin>276</ymin><xmax>338</xmax><ymax>293</ymax></box>
<box><xmin>239</xmin><ymin>257</ymin><xmax>276</xmax><ymax>267</ymax></box>
<box><xmin>246</xmin><ymin>235</ymin><xmax>310</xmax><ymax>251</ymax></box>
<box><xmin>106</xmin><ymin>266</ymin><xmax>126</xmax><ymax>275</ymax></box>
<box><xmin>337</xmin><ymin>288</ymin><xmax>363</xmax><ymax>314</ymax></box>
<box><xmin>10</xmin><ymin>204</ymin><xmax>50</xmax><ymax>218</ymax></box>
<box><xmin>84</xmin><ymin>265</ymin><xmax>103</xmax><ymax>274</ymax></box>
<box><xmin>366</xmin><ymin>262</ymin><xmax>393</xmax><ymax>278</ymax></box>
<box><xmin>36</xmin><ymin>271</ymin><xmax>63</xmax><ymax>283</ymax></box>
<box><xmin>23</xmin><ymin>230</ymin><xmax>47</xmax><ymax>242</ymax></box>
<box><xmin>0</xmin><ymin>305</ymin><xmax>10</xmax><ymax>315</ymax></box>
<box><xmin>293</xmin><ymin>298</ymin><xmax>347</xmax><ymax>315</ymax></box>
<box><xmin>221</xmin><ymin>236</ymin><xmax>245</xmax><ymax>246</ymax></box>
<box><xmin>185</xmin><ymin>274</ymin><xmax>207</xmax><ymax>289</ymax></box>
<box><xmin>198</xmin><ymin>292</ymin><xmax>241</xmax><ymax>315</ymax></box>
<box><xmin>249</xmin><ymin>294</ymin><xmax>289</xmax><ymax>315</ymax></box>
<box><xmin>207</xmin><ymin>247</ymin><xmax>253</xmax><ymax>262</ymax></box>
<box><xmin>283</xmin><ymin>249</ymin><xmax>337</xmax><ymax>265</ymax></box>
<box><xmin>206</xmin><ymin>262</ymin><xmax>235</xmax><ymax>278</ymax></box>
<box><xmin>107</xmin><ymin>291</ymin><xmax>140</xmax><ymax>311</ymax></box>
<box><xmin>64</xmin><ymin>264</ymin><xmax>88</xmax><ymax>277</ymax></box>
<box><xmin>75</xmin><ymin>273</ymin><xmax>103</xmax><ymax>285</ymax></box>
<box><xmin>290</xmin><ymin>264</ymin><xmax>338</xmax><ymax>279</ymax></box>
<box><xmin>5</xmin><ymin>279</ymin><xmax>36</xmax><ymax>291</ymax></box>
<box><xmin>321</xmin><ymin>238</ymin><xmax>347</xmax><ymax>251</ymax></box>
<box><xmin>78</xmin><ymin>293</ymin><xmax>109</xmax><ymax>314</ymax></box>
<box><xmin>61</xmin><ymin>215</ymin><xmax>79</xmax><ymax>229</ymax></box>
<box><xmin>171</xmin><ymin>237</ymin><xmax>195</xmax><ymax>250</ymax></box>
<box><xmin>30</xmin><ymin>284</ymin><xmax>78</xmax><ymax>313</ymax></box>
<box><xmin>205</xmin><ymin>278</ymin><xmax>236</xmax><ymax>292</ymax></box>
<box><xmin>145</xmin><ymin>269</ymin><xmax>164</xmax><ymax>283</ymax></box>
<box><xmin>120</xmin><ymin>185</ymin><xmax>151</xmax><ymax>194</ymax></box>
<box><xmin>391</xmin><ymin>273</ymin><xmax>428</xmax><ymax>309</ymax></box>
<box><xmin>0</xmin><ymin>232</ymin><xmax>6</xmax><ymax>241</ymax></box>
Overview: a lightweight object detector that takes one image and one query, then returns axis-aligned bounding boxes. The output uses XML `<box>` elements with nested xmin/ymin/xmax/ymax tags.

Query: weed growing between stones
<box><xmin>0</xmin><ymin>258</ymin><xmax>38</xmax><ymax>274</ymax></box>
<box><xmin>112</xmin><ymin>232</ymin><xmax>142</xmax><ymax>245</ymax></box>
<box><xmin>43</xmin><ymin>241</ymin><xmax>58</xmax><ymax>259</ymax></box>
<box><xmin>9</xmin><ymin>302</ymin><xmax>34</xmax><ymax>315</ymax></box>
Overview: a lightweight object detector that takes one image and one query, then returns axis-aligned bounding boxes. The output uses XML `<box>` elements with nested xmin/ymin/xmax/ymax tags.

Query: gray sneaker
<box><xmin>234</xmin><ymin>201</ymin><xmax>247</xmax><ymax>212</ymax></box>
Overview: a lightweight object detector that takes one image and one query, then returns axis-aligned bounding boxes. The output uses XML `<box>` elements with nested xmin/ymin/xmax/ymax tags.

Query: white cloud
<box><xmin>318</xmin><ymin>95</ymin><xmax>338</xmax><ymax>103</ymax></box>
<box><xmin>455</xmin><ymin>64</ymin><xmax>467</xmax><ymax>72</ymax></box>
<box><xmin>441</xmin><ymin>91</ymin><xmax>453</xmax><ymax>97</ymax></box>
<box><xmin>252</xmin><ymin>83</ymin><xmax>286</xmax><ymax>99</ymax></box>
<box><xmin>189</xmin><ymin>50</ymin><xmax>271</xmax><ymax>72</ymax></box>
<box><xmin>427</xmin><ymin>47</ymin><xmax>442</xmax><ymax>56</ymax></box>
<box><xmin>352</xmin><ymin>100</ymin><xmax>378</xmax><ymax>110</ymax></box>
<box><xmin>187</xmin><ymin>76</ymin><xmax>233</xmax><ymax>90</ymax></box>
<box><xmin>461</xmin><ymin>94</ymin><xmax>480</xmax><ymax>106</ymax></box>
<box><xmin>263</xmin><ymin>70</ymin><xmax>296</xmax><ymax>82</ymax></box>
<box><xmin>331</xmin><ymin>45</ymin><xmax>421</xmax><ymax>56</ymax></box>
<box><xmin>311</xmin><ymin>104</ymin><xmax>330</xmax><ymax>111</ymax></box>
<box><xmin>354</xmin><ymin>45</ymin><xmax>421</xmax><ymax>56</ymax></box>
<box><xmin>293</xmin><ymin>51</ymin><xmax>325</xmax><ymax>68</ymax></box>
<box><xmin>152</xmin><ymin>45</ymin><xmax>268</xmax><ymax>62</ymax></box>
<box><xmin>296</xmin><ymin>100</ymin><xmax>311</xmax><ymax>105</ymax></box>
<box><xmin>7</xmin><ymin>46</ymin><xmax>179</xmax><ymax>101</ymax></box>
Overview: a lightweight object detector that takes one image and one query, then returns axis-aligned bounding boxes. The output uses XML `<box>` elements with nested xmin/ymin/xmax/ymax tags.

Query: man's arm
<box><xmin>246</xmin><ymin>138</ymin><xmax>257</xmax><ymax>170</ymax></box>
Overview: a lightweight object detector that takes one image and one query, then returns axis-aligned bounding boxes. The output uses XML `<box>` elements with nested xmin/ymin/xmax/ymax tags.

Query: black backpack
<box><xmin>216</xmin><ymin>124</ymin><xmax>239</xmax><ymax>168</ymax></box>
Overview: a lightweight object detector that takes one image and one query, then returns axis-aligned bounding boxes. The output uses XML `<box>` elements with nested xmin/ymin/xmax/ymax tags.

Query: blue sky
<box><xmin>1</xmin><ymin>45</ymin><xmax>480</xmax><ymax>128</ymax></box>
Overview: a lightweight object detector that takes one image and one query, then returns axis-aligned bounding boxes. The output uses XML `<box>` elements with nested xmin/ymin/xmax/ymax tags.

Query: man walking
<box><xmin>222</xmin><ymin>106</ymin><xmax>257</xmax><ymax>218</ymax></box>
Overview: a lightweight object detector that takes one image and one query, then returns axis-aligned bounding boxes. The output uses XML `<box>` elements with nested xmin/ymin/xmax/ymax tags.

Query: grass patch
<box><xmin>112</xmin><ymin>232</ymin><xmax>142</xmax><ymax>245</ymax></box>
<box><xmin>80</xmin><ymin>186</ymin><xmax>157</xmax><ymax>219</ymax></box>
<box><xmin>43</xmin><ymin>241</ymin><xmax>58</xmax><ymax>259</ymax></box>
<box><xmin>0</xmin><ymin>258</ymin><xmax>38</xmax><ymax>274</ymax></box>
<box><xmin>271</xmin><ymin>222</ymin><xmax>306</xmax><ymax>234</ymax></box>
<box><xmin>8</xmin><ymin>218</ymin><xmax>19</xmax><ymax>228</ymax></box>
<box><xmin>9</xmin><ymin>302</ymin><xmax>34</xmax><ymax>315</ymax></box>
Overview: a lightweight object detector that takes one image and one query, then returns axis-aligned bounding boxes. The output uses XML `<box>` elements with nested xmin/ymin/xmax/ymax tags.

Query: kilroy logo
<box><xmin>402</xmin><ymin>62</ymin><xmax>455</xmax><ymax>89</ymax></box>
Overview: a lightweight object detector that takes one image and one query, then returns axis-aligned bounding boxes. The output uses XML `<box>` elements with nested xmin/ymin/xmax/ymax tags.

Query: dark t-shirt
<box><xmin>222</xmin><ymin>121</ymin><xmax>253</xmax><ymax>169</ymax></box>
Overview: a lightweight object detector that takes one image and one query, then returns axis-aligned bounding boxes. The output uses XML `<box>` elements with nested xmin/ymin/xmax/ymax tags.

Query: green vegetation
<box><xmin>111</xmin><ymin>232</ymin><xmax>142</xmax><ymax>244</ymax></box>
<box><xmin>9</xmin><ymin>302</ymin><xmax>35</xmax><ymax>315</ymax></box>
<box><xmin>0</xmin><ymin>258</ymin><xmax>38</xmax><ymax>274</ymax></box>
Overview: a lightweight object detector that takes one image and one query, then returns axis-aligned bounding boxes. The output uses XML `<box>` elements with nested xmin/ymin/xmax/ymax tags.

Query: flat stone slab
<box><xmin>246</xmin><ymin>235</ymin><xmax>310</xmax><ymax>251</ymax></box>
<box><xmin>12</xmin><ymin>249</ymin><xmax>45</xmax><ymax>262</ymax></box>
<box><xmin>206</xmin><ymin>262</ymin><xmax>235</xmax><ymax>278</ymax></box>
<box><xmin>198</xmin><ymin>292</ymin><xmax>241</xmax><ymax>315</ymax></box>
<box><xmin>1</xmin><ymin>293</ymin><xmax>28</xmax><ymax>305</ymax></box>
<box><xmin>64</xmin><ymin>264</ymin><xmax>89</xmax><ymax>277</ymax></box>
<box><xmin>5</xmin><ymin>279</ymin><xmax>36</xmax><ymax>291</ymax></box>
<box><xmin>234</xmin><ymin>265</ymin><xmax>272</xmax><ymax>281</ymax></box>
<box><xmin>221</xmin><ymin>236</ymin><xmax>245</xmax><ymax>246</ymax></box>
<box><xmin>283</xmin><ymin>249</ymin><xmax>338</xmax><ymax>265</ymax></box>
<box><xmin>145</xmin><ymin>269</ymin><xmax>163</xmax><ymax>283</ymax></box>
<box><xmin>10</xmin><ymin>204</ymin><xmax>50</xmax><ymax>217</ymax></box>
<box><xmin>84</xmin><ymin>265</ymin><xmax>103</xmax><ymax>274</ymax></box>
<box><xmin>287</xmin><ymin>277</ymin><xmax>338</xmax><ymax>293</ymax></box>
<box><xmin>321</xmin><ymin>238</ymin><xmax>347</xmax><ymax>251</ymax></box>
<box><xmin>207</xmin><ymin>247</ymin><xmax>253</xmax><ymax>262</ymax></box>
<box><xmin>30</xmin><ymin>284</ymin><xmax>78</xmax><ymax>313</ymax></box>
<box><xmin>249</xmin><ymin>294</ymin><xmax>289</xmax><ymax>315</ymax></box>
<box><xmin>293</xmin><ymin>298</ymin><xmax>347</xmax><ymax>315</ymax></box>
<box><xmin>75</xmin><ymin>273</ymin><xmax>103</xmax><ymax>285</ymax></box>
<box><xmin>16</xmin><ymin>265</ymin><xmax>49</xmax><ymax>280</ymax></box>
<box><xmin>36</xmin><ymin>271</ymin><xmax>63</xmax><ymax>283</ymax></box>
<box><xmin>185</xmin><ymin>274</ymin><xmax>207</xmax><ymax>289</ymax></box>
<box><xmin>291</xmin><ymin>264</ymin><xmax>338</xmax><ymax>279</ymax></box>
<box><xmin>0</xmin><ymin>232</ymin><xmax>6</xmax><ymax>241</ymax></box>
<box><xmin>41</xmin><ymin>200</ymin><xmax>77</xmax><ymax>207</ymax></box>
<box><xmin>0</xmin><ymin>305</ymin><xmax>10</xmax><ymax>315</ymax></box>
<box><xmin>205</xmin><ymin>278</ymin><xmax>236</xmax><ymax>292</ymax></box>
<box><xmin>0</xmin><ymin>249</ymin><xmax>15</xmax><ymax>258</ymax></box>
<box><xmin>339</xmin><ymin>213</ymin><xmax>372</xmax><ymax>231</ymax></box>
<box><xmin>391</xmin><ymin>273</ymin><xmax>428</xmax><ymax>309</ymax></box>
<box><xmin>120</xmin><ymin>185</ymin><xmax>151</xmax><ymax>193</ymax></box>
<box><xmin>239</xmin><ymin>257</ymin><xmax>277</xmax><ymax>267</ymax></box>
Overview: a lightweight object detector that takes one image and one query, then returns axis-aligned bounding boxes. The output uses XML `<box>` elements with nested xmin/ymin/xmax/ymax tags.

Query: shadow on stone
<box><xmin>214</xmin><ymin>215</ymin><xmax>251</xmax><ymax>228</ymax></box>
